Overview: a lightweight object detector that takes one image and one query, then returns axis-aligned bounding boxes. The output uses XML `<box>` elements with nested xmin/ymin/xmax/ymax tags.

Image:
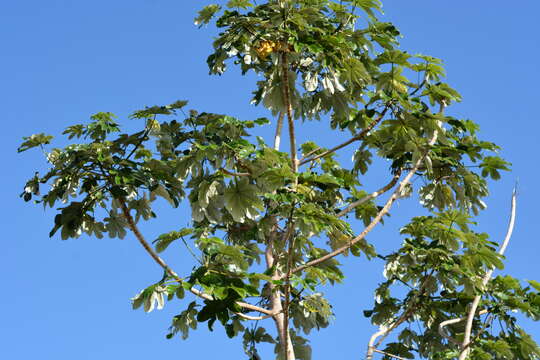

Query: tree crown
<box><xmin>20</xmin><ymin>1</ymin><xmax>540</xmax><ymax>359</ymax></box>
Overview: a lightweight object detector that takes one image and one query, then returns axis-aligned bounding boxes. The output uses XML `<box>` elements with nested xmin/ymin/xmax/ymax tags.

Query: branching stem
<box><xmin>438</xmin><ymin>309</ymin><xmax>489</xmax><ymax>346</ymax></box>
<box><xmin>337</xmin><ymin>170</ymin><xmax>402</xmax><ymax>218</ymax></box>
<box><xmin>220</xmin><ymin>168</ymin><xmax>250</xmax><ymax>177</ymax></box>
<box><xmin>291</xmin><ymin>128</ymin><xmax>439</xmax><ymax>276</ymax></box>
<box><xmin>117</xmin><ymin>198</ymin><xmax>274</xmax><ymax>320</ymax></box>
<box><xmin>372</xmin><ymin>349</ymin><xmax>409</xmax><ymax>360</ymax></box>
<box><xmin>366</xmin><ymin>272</ymin><xmax>433</xmax><ymax>360</ymax></box>
<box><xmin>457</xmin><ymin>189</ymin><xmax>517</xmax><ymax>360</ymax></box>
<box><xmin>281</xmin><ymin>52</ymin><xmax>297</xmax><ymax>173</ymax></box>
<box><xmin>280</xmin><ymin>50</ymin><xmax>297</xmax><ymax>360</ymax></box>
<box><xmin>299</xmin><ymin>106</ymin><xmax>389</xmax><ymax>166</ymax></box>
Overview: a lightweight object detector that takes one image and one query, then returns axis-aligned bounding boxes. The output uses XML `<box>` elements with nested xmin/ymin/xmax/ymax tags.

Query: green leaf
<box><xmin>131</xmin><ymin>284</ymin><xmax>166</xmax><ymax>313</ymax></box>
<box><xmin>480</xmin><ymin>156</ymin><xmax>511</xmax><ymax>180</ymax></box>
<box><xmin>154</xmin><ymin>228</ymin><xmax>194</xmax><ymax>253</ymax></box>
<box><xmin>226</xmin><ymin>0</ymin><xmax>252</xmax><ymax>9</ymax></box>
<box><xmin>352</xmin><ymin>0</ymin><xmax>382</xmax><ymax>20</ymax></box>
<box><xmin>130</xmin><ymin>105</ymin><xmax>172</xmax><ymax>119</ymax></box>
<box><xmin>168</xmin><ymin>302</ymin><xmax>198</xmax><ymax>340</ymax></box>
<box><xmin>194</xmin><ymin>4</ymin><xmax>221</xmax><ymax>27</ymax></box>
<box><xmin>223</xmin><ymin>179</ymin><xmax>264</xmax><ymax>222</ymax></box>
<box><xmin>18</xmin><ymin>133</ymin><xmax>53</xmax><ymax>152</ymax></box>
<box><xmin>166</xmin><ymin>100</ymin><xmax>188</xmax><ymax>110</ymax></box>
<box><xmin>527</xmin><ymin>280</ymin><xmax>540</xmax><ymax>292</ymax></box>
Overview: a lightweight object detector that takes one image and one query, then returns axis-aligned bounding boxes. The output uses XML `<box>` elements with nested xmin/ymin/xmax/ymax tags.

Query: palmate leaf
<box><xmin>154</xmin><ymin>228</ymin><xmax>194</xmax><ymax>253</ymax></box>
<box><xmin>194</xmin><ymin>4</ymin><xmax>221</xmax><ymax>27</ymax></box>
<box><xmin>527</xmin><ymin>280</ymin><xmax>540</xmax><ymax>292</ymax></box>
<box><xmin>167</xmin><ymin>302</ymin><xmax>199</xmax><ymax>340</ymax></box>
<box><xmin>18</xmin><ymin>133</ymin><xmax>53</xmax><ymax>152</ymax></box>
<box><xmin>351</xmin><ymin>0</ymin><xmax>383</xmax><ymax>20</ymax></box>
<box><xmin>131</xmin><ymin>284</ymin><xmax>167</xmax><ymax>313</ymax></box>
<box><xmin>226</xmin><ymin>0</ymin><xmax>252</xmax><ymax>9</ymax></box>
<box><xmin>223</xmin><ymin>178</ymin><xmax>264</xmax><ymax>222</ymax></box>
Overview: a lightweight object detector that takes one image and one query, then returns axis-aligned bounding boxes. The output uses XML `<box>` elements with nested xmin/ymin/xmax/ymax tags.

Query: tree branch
<box><xmin>274</xmin><ymin>112</ymin><xmax>284</xmax><ymax>151</ymax></box>
<box><xmin>337</xmin><ymin>169</ymin><xmax>402</xmax><ymax>218</ymax></box>
<box><xmin>366</xmin><ymin>272</ymin><xmax>433</xmax><ymax>360</ymax></box>
<box><xmin>458</xmin><ymin>188</ymin><xmax>517</xmax><ymax>360</ymax></box>
<box><xmin>117</xmin><ymin>198</ymin><xmax>274</xmax><ymax>319</ymax></box>
<box><xmin>438</xmin><ymin>309</ymin><xmax>489</xmax><ymax>347</ymax></box>
<box><xmin>298</xmin><ymin>106</ymin><xmax>389</xmax><ymax>166</ymax></box>
<box><xmin>220</xmin><ymin>168</ymin><xmax>250</xmax><ymax>177</ymax></box>
<box><xmin>298</xmin><ymin>146</ymin><xmax>321</xmax><ymax>164</ymax></box>
<box><xmin>367</xmin><ymin>327</ymin><xmax>388</xmax><ymax>360</ymax></box>
<box><xmin>292</xmin><ymin>128</ymin><xmax>439</xmax><ymax>275</ymax></box>
<box><xmin>373</xmin><ymin>349</ymin><xmax>409</xmax><ymax>360</ymax></box>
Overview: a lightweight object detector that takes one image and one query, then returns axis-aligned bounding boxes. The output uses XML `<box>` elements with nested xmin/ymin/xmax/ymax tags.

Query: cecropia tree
<box><xmin>20</xmin><ymin>1</ymin><xmax>540</xmax><ymax>359</ymax></box>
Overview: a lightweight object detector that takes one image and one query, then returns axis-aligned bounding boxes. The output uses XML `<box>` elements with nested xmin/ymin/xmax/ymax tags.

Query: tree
<box><xmin>19</xmin><ymin>1</ymin><xmax>540</xmax><ymax>359</ymax></box>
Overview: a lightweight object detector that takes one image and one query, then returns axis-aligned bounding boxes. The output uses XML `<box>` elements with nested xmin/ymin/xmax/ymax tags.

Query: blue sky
<box><xmin>2</xmin><ymin>1</ymin><xmax>539</xmax><ymax>359</ymax></box>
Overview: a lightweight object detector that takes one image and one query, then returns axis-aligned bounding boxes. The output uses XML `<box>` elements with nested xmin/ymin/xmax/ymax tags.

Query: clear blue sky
<box><xmin>2</xmin><ymin>1</ymin><xmax>539</xmax><ymax>359</ymax></box>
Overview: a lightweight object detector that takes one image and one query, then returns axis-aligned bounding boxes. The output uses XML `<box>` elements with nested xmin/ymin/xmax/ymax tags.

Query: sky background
<box><xmin>2</xmin><ymin>1</ymin><xmax>539</xmax><ymax>359</ymax></box>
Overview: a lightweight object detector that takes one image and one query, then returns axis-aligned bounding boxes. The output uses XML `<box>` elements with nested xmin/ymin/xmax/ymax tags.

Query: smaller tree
<box><xmin>20</xmin><ymin>1</ymin><xmax>540</xmax><ymax>359</ymax></box>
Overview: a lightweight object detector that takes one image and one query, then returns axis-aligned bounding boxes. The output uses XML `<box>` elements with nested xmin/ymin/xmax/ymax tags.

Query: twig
<box><xmin>299</xmin><ymin>106</ymin><xmax>389</xmax><ymax>166</ymax></box>
<box><xmin>333</xmin><ymin>0</ymin><xmax>357</xmax><ymax>34</ymax></box>
<box><xmin>117</xmin><ymin>198</ymin><xmax>274</xmax><ymax>320</ymax></box>
<box><xmin>220</xmin><ymin>168</ymin><xmax>250</xmax><ymax>177</ymax></box>
<box><xmin>409</xmin><ymin>77</ymin><xmax>427</xmax><ymax>97</ymax></box>
<box><xmin>366</xmin><ymin>272</ymin><xmax>433</xmax><ymax>360</ymax></box>
<box><xmin>298</xmin><ymin>147</ymin><xmax>321</xmax><ymax>163</ymax></box>
<box><xmin>458</xmin><ymin>188</ymin><xmax>517</xmax><ymax>360</ymax></box>
<box><xmin>337</xmin><ymin>170</ymin><xmax>402</xmax><ymax>218</ymax></box>
<box><xmin>373</xmin><ymin>349</ymin><xmax>409</xmax><ymax>360</ymax></box>
<box><xmin>126</xmin><ymin>128</ymin><xmax>151</xmax><ymax>160</ymax></box>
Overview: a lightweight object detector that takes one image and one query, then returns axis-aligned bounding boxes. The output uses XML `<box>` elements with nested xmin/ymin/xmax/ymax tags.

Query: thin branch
<box><xmin>274</xmin><ymin>112</ymin><xmax>284</xmax><ymax>151</ymax></box>
<box><xmin>458</xmin><ymin>188</ymin><xmax>517</xmax><ymax>360</ymax></box>
<box><xmin>117</xmin><ymin>198</ymin><xmax>274</xmax><ymax>319</ymax></box>
<box><xmin>438</xmin><ymin>309</ymin><xmax>489</xmax><ymax>347</ymax></box>
<box><xmin>366</xmin><ymin>272</ymin><xmax>433</xmax><ymax>360</ymax></box>
<box><xmin>367</xmin><ymin>328</ymin><xmax>388</xmax><ymax>360</ymax></box>
<box><xmin>333</xmin><ymin>0</ymin><xmax>357</xmax><ymax>34</ymax></box>
<box><xmin>373</xmin><ymin>349</ymin><xmax>409</xmax><ymax>360</ymax></box>
<box><xmin>299</xmin><ymin>106</ymin><xmax>389</xmax><ymax>166</ymax></box>
<box><xmin>409</xmin><ymin>77</ymin><xmax>427</xmax><ymax>97</ymax></box>
<box><xmin>473</xmin><ymin>313</ymin><xmax>495</xmax><ymax>343</ymax></box>
<box><xmin>240</xmin><ymin>313</ymin><xmax>275</xmax><ymax>321</ymax></box>
<box><xmin>220</xmin><ymin>168</ymin><xmax>250</xmax><ymax>177</ymax></box>
<box><xmin>373</xmin><ymin>293</ymin><xmax>424</xmax><ymax>349</ymax></box>
<box><xmin>337</xmin><ymin>170</ymin><xmax>402</xmax><ymax>218</ymax></box>
<box><xmin>298</xmin><ymin>146</ymin><xmax>321</xmax><ymax>163</ymax></box>
<box><xmin>291</xmin><ymin>126</ymin><xmax>440</xmax><ymax>276</ymax></box>
<box><xmin>126</xmin><ymin>127</ymin><xmax>152</xmax><ymax>160</ymax></box>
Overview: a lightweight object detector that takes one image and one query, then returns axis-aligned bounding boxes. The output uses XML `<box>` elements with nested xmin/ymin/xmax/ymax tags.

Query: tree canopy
<box><xmin>20</xmin><ymin>1</ymin><xmax>539</xmax><ymax>359</ymax></box>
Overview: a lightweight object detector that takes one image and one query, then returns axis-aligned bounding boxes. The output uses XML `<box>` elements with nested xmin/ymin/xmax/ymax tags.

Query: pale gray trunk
<box><xmin>266</xmin><ymin>230</ymin><xmax>296</xmax><ymax>360</ymax></box>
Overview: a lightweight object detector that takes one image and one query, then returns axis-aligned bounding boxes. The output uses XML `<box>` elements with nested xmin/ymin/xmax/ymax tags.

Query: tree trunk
<box><xmin>272</xmin><ymin>291</ymin><xmax>295</xmax><ymax>360</ymax></box>
<box><xmin>266</xmin><ymin>230</ymin><xmax>296</xmax><ymax>360</ymax></box>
